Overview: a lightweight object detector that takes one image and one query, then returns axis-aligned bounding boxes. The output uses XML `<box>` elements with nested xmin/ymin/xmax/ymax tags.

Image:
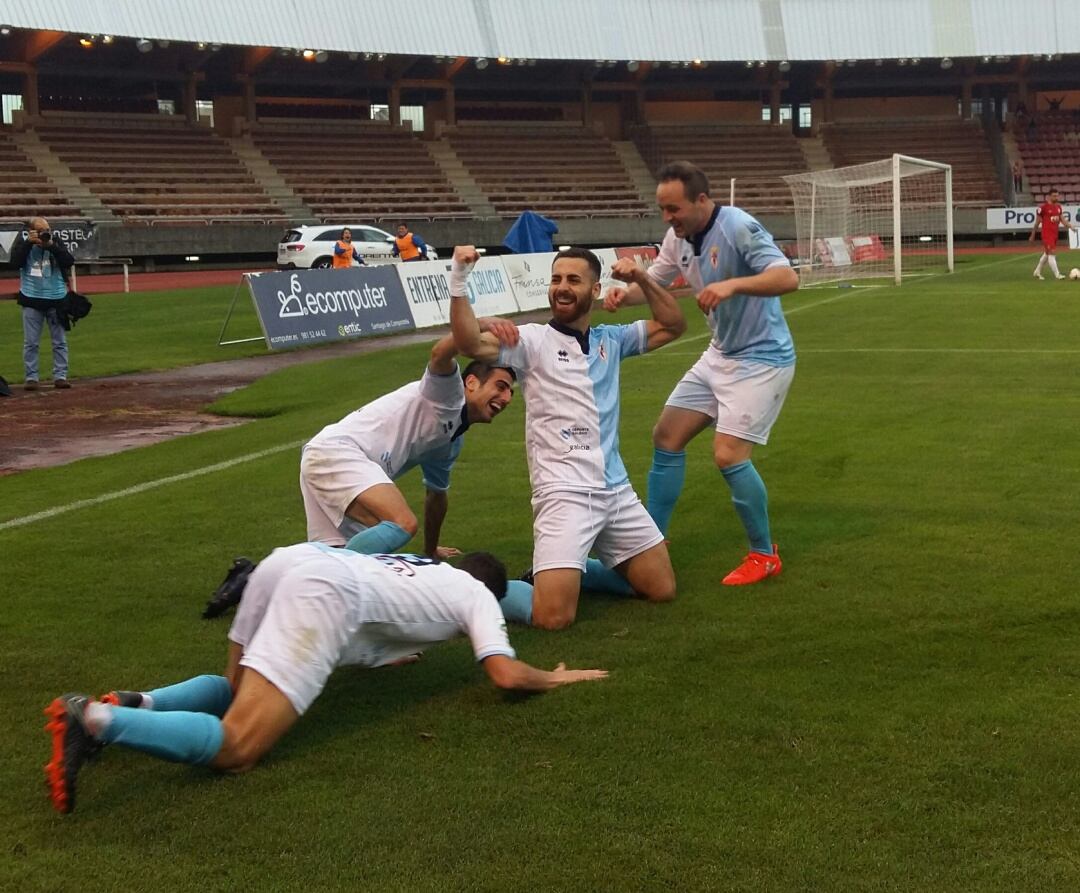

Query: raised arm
<box><xmin>610</xmin><ymin>258</ymin><xmax>686</xmax><ymax>352</ymax></box>
<box><xmin>448</xmin><ymin>245</ymin><xmax>508</xmax><ymax>362</ymax></box>
<box><xmin>481</xmin><ymin>654</ymin><xmax>608</xmax><ymax>692</ymax></box>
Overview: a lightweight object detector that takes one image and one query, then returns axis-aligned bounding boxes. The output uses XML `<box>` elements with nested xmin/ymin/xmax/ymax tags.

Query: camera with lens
<box><xmin>39</xmin><ymin>230</ymin><xmax>52</xmax><ymax>243</ymax></box>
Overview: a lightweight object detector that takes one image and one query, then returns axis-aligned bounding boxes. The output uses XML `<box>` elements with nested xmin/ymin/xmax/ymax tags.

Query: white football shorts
<box><xmin>665</xmin><ymin>347</ymin><xmax>795</xmax><ymax>445</ymax></box>
<box><xmin>300</xmin><ymin>440</ymin><xmax>391</xmax><ymax>546</ymax></box>
<box><xmin>530</xmin><ymin>484</ymin><xmax>664</xmax><ymax>573</ymax></box>
<box><xmin>229</xmin><ymin>543</ymin><xmax>365</xmax><ymax>715</ymax></box>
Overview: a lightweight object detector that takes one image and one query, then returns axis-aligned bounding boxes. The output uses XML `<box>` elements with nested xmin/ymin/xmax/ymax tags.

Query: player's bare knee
<box><xmin>653</xmin><ymin>423</ymin><xmax>681</xmax><ymax>452</ymax></box>
<box><xmin>642</xmin><ymin>575</ymin><xmax>677</xmax><ymax>603</ymax></box>
<box><xmin>532</xmin><ymin>603</ymin><xmax>577</xmax><ymax>630</ymax></box>
<box><xmin>386</xmin><ymin>511</ymin><xmax>419</xmax><ymax>538</ymax></box>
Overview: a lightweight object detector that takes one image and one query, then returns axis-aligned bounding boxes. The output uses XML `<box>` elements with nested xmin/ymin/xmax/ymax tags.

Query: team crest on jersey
<box><xmin>598</xmin><ymin>341</ymin><xmax>607</xmax><ymax>361</ymax></box>
<box><xmin>709</xmin><ymin>246</ymin><xmax>720</xmax><ymax>269</ymax></box>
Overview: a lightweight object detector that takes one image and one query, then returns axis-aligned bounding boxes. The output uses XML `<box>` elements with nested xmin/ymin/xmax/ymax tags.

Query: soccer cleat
<box><xmin>43</xmin><ymin>694</ymin><xmax>102</xmax><ymax>814</ymax></box>
<box><xmin>99</xmin><ymin>691</ymin><xmax>143</xmax><ymax>708</ymax></box>
<box><xmin>1034</xmin><ymin>272</ymin><xmax>1045</xmax><ymax>280</ymax></box>
<box><xmin>1055</xmin><ymin>274</ymin><xmax>1067</xmax><ymax>280</ymax></box>
<box><xmin>721</xmin><ymin>546</ymin><xmax>783</xmax><ymax>586</ymax></box>
<box><xmin>203</xmin><ymin>557</ymin><xmax>256</xmax><ymax>619</ymax></box>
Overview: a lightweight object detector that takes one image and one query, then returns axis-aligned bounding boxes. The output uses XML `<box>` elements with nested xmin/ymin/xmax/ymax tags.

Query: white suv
<box><xmin>277</xmin><ymin>224</ymin><xmax>437</xmax><ymax>269</ymax></box>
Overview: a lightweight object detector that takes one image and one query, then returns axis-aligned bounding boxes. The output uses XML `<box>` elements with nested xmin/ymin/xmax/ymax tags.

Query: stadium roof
<box><xmin>1</xmin><ymin>0</ymin><xmax>1078</xmax><ymax>63</ymax></box>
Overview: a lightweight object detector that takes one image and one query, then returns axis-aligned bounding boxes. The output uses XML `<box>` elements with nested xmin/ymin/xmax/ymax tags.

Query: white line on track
<box><xmin>0</xmin><ymin>440</ymin><xmax>304</xmax><ymax>532</ymax></box>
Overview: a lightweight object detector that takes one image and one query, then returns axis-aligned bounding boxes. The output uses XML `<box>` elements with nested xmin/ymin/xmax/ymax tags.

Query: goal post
<box><xmin>784</xmin><ymin>154</ymin><xmax>953</xmax><ymax>286</ymax></box>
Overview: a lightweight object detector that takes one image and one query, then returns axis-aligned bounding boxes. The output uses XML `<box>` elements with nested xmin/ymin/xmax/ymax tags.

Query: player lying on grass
<box><xmin>44</xmin><ymin>545</ymin><xmax>607</xmax><ymax>814</ymax></box>
<box><xmin>450</xmin><ymin>245</ymin><xmax>685</xmax><ymax>629</ymax></box>
<box><xmin>204</xmin><ymin>331</ymin><xmax>517</xmax><ymax>618</ymax></box>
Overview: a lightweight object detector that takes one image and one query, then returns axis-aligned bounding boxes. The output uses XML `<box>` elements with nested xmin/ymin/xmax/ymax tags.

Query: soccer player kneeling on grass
<box><xmin>450</xmin><ymin>245</ymin><xmax>685</xmax><ymax>630</ymax></box>
<box><xmin>43</xmin><ymin>545</ymin><xmax>606</xmax><ymax>814</ymax></box>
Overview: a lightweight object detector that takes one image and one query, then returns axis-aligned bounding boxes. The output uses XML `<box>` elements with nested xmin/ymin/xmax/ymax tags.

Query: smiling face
<box><xmin>397</xmin><ymin>225</ymin><xmax>408</xmax><ymax>238</ymax></box>
<box><xmin>341</xmin><ymin>228</ymin><xmax>352</xmax><ymax>242</ymax></box>
<box><xmin>656</xmin><ymin>179</ymin><xmax>713</xmax><ymax>240</ymax></box>
<box><xmin>548</xmin><ymin>256</ymin><xmax>600</xmax><ymax>328</ymax></box>
<box><xmin>464</xmin><ymin>367</ymin><xmax>515</xmax><ymax>423</ymax></box>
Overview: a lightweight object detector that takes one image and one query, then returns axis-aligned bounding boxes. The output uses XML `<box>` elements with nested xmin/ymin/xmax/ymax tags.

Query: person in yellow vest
<box><xmin>392</xmin><ymin>222</ymin><xmax>429</xmax><ymax>262</ymax></box>
<box><xmin>332</xmin><ymin>228</ymin><xmax>366</xmax><ymax>269</ymax></box>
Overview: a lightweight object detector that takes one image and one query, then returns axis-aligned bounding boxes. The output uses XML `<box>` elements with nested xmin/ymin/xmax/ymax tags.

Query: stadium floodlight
<box><xmin>361</xmin><ymin>52</ymin><xmax>373</xmax><ymax>61</ymax></box>
<box><xmin>778</xmin><ymin>60</ymin><xmax>791</xmax><ymax>72</ymax></box>
<box><xmin>102</xmin><ymin>35</ymin><xmax>114</xmax><ymax>44</ymax></box>
<box><xmin>744</xmin><ymin>60</ymin><xmax>754</xmax><ymax>68</ymax></box>
<box><xmin>196</xmin><ymin>42</ymin><xmax>207</xmax><ymax>50</ymax></box>
<box><xmin>347</xmin><ymin>52</ymin><xmax>358</xmax><ymax>60</ymax></box>
<box><xmin>375</xmin><ymin>53</ymin><xmax>386</xmax><ymax>61</ymax></box>
<box><xmin>940</xmin><ymin>57</ymin><xmax>953</xmax><ymax>69</ymax></box>
<box><xmin>135</xmin><ymin>38</ymin><xmax>153</xmax><ymax>53</ymax></box>
<box><xmin>0</xmin><ymin>26</ymin><xmax>11</xmax><ymax>36</ymax></box>
<box><xmin>475</xmin><ymin>57</ymin><xmax>489</xmax><ymax>69</ymax></box>
<box><xmin>158</xmin><ymin>40</ymin><xmax>170</xmax><ymax>48</ymax></box>
<box><xmin>302</xmin><ymin>49</ymin><xmax>315</xmax><ymax>60</ymax></box>
<box><xmin>314</xmin><ymin>50</ymin><xmax>328</xmax><ymax>63</ymax></box>
<box><xmin>898</xmin><ymin>58</ymin><xmax>908</xmax><ymax>66</ymax></box>
<box><xmin>784</xmin><ymin>154</ymin><xmax>954</xmax><ymax>287</ymax></box>
<box><xmin>79</xmin><ymin>36</ymin><xmax>95</xmax><ymax>48</ymax></box>
<box><xmin>627</xmin><ymin>60</ymin><xmax>640</xmax><ymax>72</ymax></box>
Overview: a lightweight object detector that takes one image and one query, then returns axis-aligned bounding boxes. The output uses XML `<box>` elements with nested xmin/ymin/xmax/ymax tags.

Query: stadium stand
<box><xmin>630</xmin><ymin>123</ymin><xmax>809</xmax><ymax>213</ymax></box>
<box><xmin>0</xmin><ymin>127</ymin><xmax>83</xmax><ymax>220</ymax></box>
<box><xmin>32</xmin><ymin>114</ymin><xmax>287</xmax><ymax>223</ymax></box>
<box><xmin>250</xmin><ymin>122</ymin><xmax>472</xmax><ymax>222</ymax></box>
<box><xmin>1015</xmin><ymin>111</ymin><xmax>1080</xmax><ymax>202</ymax></box>
<box><xmin>446</xmin><ymin>124</ymin><xmax>651</xmax><ymax>218</ymax></box>
<box><xmin>821</xmin><ymin>118</ymin><xmax>1003</xmax><ymax>205</ymax></box>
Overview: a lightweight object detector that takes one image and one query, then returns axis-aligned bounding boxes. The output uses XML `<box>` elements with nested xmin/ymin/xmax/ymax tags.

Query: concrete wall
<box><xmin>645</xmin><ymin>100</ymin><xmax>762</xmax><ymax>123</ymax></box>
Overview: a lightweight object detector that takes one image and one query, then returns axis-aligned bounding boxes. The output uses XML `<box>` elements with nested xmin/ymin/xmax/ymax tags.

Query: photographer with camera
<box><xmin>10</xmin><ymin>216</ymin><xmax>75</xmax><ymax>390</ymax></box>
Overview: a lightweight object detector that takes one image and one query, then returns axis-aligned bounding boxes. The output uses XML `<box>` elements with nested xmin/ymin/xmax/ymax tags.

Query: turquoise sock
<box><xmin>345</xmin><ymin>521</ymin><xmax>411</xmax><ymax>554</ymax></box>
<box><xmin>500</xmin><ymin>580</ymin><xmax>533</xmax><ymax>625</ymax></box>
<box><xmin>581</xmin><ymin>558</ymin><xmax>635</xmax><ymax>596</ymax></box>
<box><xmin>647</xmin><ymin>448</ymin><xmax>686</xmax><ymax>536</ymax></box>
<box><xmin>100</xmin><ymin>707</ymin><xmax>224</xmax><ymax>765</ymax></box>
<box><xmin>147</xmin><ymin>674</ymin><xmax>233</xmax><ymax>717</ymax></box>
<box><xmin>720</xmin><ymin>460</ymin><xmax>773</xmax><ymax>555</ymax></box>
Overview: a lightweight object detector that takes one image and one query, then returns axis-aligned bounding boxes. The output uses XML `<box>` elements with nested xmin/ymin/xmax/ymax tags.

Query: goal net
<box><xmin>783</xmin><ymin>154</ymin><xmax>953</xmax><ymax>286</ymax></box>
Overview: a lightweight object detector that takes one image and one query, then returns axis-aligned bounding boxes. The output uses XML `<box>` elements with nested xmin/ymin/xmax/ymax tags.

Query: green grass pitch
<box><xmin>2</xmin><ymin>251</ymin><xmax>1080</xmax><ymax>891</ymax></box>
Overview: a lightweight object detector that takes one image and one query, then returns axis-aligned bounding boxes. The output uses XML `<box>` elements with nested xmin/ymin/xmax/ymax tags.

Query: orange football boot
<box><xmin>721</xmin><ymin>545</ymin><xmax>782</xmax><ymax>586</ymax></box>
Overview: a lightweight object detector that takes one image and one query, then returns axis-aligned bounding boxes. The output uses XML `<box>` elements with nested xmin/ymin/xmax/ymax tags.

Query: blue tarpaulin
<box><xmin>503</xmin><ymin>210</ymin><xmax>559</xmax><ymax>254</ymax></box>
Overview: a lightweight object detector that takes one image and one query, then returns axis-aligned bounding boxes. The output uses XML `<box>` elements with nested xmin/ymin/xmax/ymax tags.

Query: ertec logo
<box><xmin>277</xmin><ymin>272</ymin><xmax>388</xmax><ymax>319</ymax></box>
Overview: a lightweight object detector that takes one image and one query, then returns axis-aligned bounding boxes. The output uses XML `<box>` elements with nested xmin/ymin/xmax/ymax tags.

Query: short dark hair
<box><xmin>658</xmin><ymin>161</ymin><xmax>710</xmax><ymax>202</ymax></box>
<box><xmin>461</xmin><ymin>360</ymin><xmax>516</xmax><ymax>385</ymax></box>
<box><xmin>398</xmin><ymin>221</ymin><xmax>409</xmax><ymax>229</ymax></box>
<box><xmin>456</xmin><ymin>551</ymin><xmax>508</xmax><ymax>600</ymax></box>
<box><xmin>1048</xmin><ymin>188</ymin><xmax>1059</xmax><ymax>195</ymax></box>
<box><xmin>552</xmin><ymin>247</ymin><xmax>601</xmax><ymax>282</ymax></box>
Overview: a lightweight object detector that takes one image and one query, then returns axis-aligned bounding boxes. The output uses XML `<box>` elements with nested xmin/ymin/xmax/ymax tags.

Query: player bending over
<box><xmin>43</xmin><ymin>546</ymin><xmax>606</xmax><ymax>814</ymax></box>
<box><xmin>605</xmin><ymin>161</ymin><xmax>799</xmax><ymax>586</ymax></box>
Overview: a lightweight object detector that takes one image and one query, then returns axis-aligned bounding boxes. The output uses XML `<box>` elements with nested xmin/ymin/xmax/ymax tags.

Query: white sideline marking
<box><xmin>0</xmin><ymin>441</ymin><xmax>304</xmax><ymax>532</ymax></box>
<box><xmin>0</xmin><ymin>255</ymin><xmax>1037</xmax><ymax>532</ymax></box>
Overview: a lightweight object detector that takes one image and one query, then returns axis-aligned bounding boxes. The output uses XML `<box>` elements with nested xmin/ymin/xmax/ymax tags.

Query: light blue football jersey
<box><xmin>650</xmin><ymin>205</ymin><xmax>795</xmax><ymax>367</ymax></box>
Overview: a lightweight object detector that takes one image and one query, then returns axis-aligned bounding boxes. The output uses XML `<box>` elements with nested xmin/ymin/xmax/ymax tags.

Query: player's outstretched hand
<box><xmin>479</xmin><ymin>316</ymin><xmax>520</xmax><ymax>346</ymax></box>
<box><xmin>453</xmin><ymin>244</ymin><xmax>481</xmax><ymax>266</ymax></box>
<box><xmin>550</xmin><ymin>662</ymin><xmax>609</xmax><ymax>685</ymax></box>
<box><xmin>431</xmin><ymin>545</ymin><xmax>462</xmax><ymax>560</ymax></box>
<box><xmin>696</xmin><ymin>281</ymin><xmax>736</xmax><ymax>313</ymax></box>
<box><xmin>603</xmin><ymin>286</ymin><xmax>629</xmax><ymax>312</ymax></box>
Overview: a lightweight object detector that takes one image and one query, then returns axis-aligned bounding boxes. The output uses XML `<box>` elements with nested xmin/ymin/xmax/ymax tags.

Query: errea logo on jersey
<box><xmin>557</xmin><ymin>349</ymin><xmax>570</xmax><ymax>363</ymax></box>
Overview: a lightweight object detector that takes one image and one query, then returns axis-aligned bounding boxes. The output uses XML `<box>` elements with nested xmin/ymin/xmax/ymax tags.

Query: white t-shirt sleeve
<box><xmin>497</xmin><ymin>324</ymin><xmax>538</xmax><ymax>374</ymax></box>
<box><xmin>646</xmin><ymin>230</ymin><xmax>683</xmax><ymax>286</ymax></box>
<box><xmin>462</xmin><ymin>583</ymin><xmax>517</xmax><ymax>662</ymax></box>
<box><xmin>419</xmin><ymin>363</ymin><xmax>465</xmax><ymax>413</ymax></box>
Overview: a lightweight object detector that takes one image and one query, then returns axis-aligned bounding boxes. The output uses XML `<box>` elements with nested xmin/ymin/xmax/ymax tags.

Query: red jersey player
<box><xmin>1030</xmin><ymin>188</ymin><xmax>1078</xmax><ymax>279</ymax></box>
